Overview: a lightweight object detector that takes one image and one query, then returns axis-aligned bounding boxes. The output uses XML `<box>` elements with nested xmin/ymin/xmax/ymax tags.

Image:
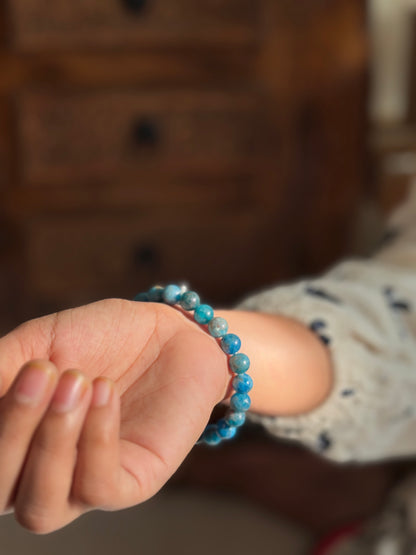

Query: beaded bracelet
<box><xmin>134</xmin><ymin>284</ymin><xmax>253</xmax><ymax>446</ymax></box>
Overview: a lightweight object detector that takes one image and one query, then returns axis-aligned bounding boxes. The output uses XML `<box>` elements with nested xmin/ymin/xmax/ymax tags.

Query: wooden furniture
<box><xmin>0</xmin><ymin>0</ymin><xmax>368</xmax><ymax>332</ymax></box>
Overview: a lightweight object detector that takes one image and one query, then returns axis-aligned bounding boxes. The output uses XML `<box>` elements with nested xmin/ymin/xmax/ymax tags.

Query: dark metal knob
<box><xmin>132</xmin><ymin>244</ymin><xmax>159</xmax><ymax>269</ymax></box>
<box><xmin>131</xmin><ymin>118</ymin><xmax>159</xmax><ymax>148</ymax></box>
<box><xmin>121</xmin><ymin>0</ymin><xmax>148</xmax><ymax>14</ymax></box>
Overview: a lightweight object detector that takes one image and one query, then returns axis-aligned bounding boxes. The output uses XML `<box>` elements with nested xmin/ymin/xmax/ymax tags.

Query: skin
<box><xmin>0</xmin><ymin>298</ymin><xmax>332</xmax><ymax>533</ymax></box>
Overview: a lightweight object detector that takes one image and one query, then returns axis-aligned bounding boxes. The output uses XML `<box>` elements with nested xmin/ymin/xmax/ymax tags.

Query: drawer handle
<box><xmin>132</xmin><ymin>244</ymin><xmax>159</xmax><ymax>269</ymax></box>
<box><xmin>131</xmin><ymin>118</ymin><xmax>160</xmax><ymax>148</ymax></box>
<box><xmin>121</xmin><ymin>0</ymin><xmax>148</xmax><ymax>14</ymax></box>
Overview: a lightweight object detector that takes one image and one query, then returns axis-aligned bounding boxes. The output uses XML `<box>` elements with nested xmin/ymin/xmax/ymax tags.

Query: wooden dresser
<box><xmin>0</xmin><ymin>0</ymin><xmax>368</xmax><ymax>331</ymax></box>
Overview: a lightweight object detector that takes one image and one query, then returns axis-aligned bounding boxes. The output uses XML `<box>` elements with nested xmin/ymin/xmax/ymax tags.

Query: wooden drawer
<box><xmin>9</xmin><ymin>0</ymin><xmax>260</xmax><ymax>49</ymax></box>
<box><xmin>18</xmin><ymin>91</ymin><xmax>271</xmax><ymax>186</ymax></box>
<box><xmin>23</xmin><ymin>211</ymin><xmax>284</xmax><ymax>311</ymax></box>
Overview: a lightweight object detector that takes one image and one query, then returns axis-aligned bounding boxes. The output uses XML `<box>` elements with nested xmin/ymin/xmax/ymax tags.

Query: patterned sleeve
<box><xmin>236</xmin><ymin>184</ymin><xmax>416</xmax><ymax>463</ymax></box>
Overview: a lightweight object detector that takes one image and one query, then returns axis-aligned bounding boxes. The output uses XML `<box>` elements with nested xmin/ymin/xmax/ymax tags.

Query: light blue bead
<box><xmin>229</xmin><ymin>353</ymin><xmax>250</xmax><ymax>374</ymax></box>
<box><xmin>162</xmin><ymin>284</ymin><xmax>182</xmax><ymax>305</ymax></box>
<box><xmin>225</xmin><ymin>410</ymin><xmax>246</xmax><ymax>427</ymax></box>
<box><xmin>220</xmin><ymin>333</ymin><xmax>241</xmax><ymax>355</ymax></box>
<box><xmin>230</xmin><ymin>393</ymin><xmax>251</xmax><ymax>412</ymax></box>
<box><xmin>180</xmin><ymin>291</ymin><xmax>200</xmax><ymax>311</ymax></box>
<box><xmin>202</xmin><ymin>424</ymin><xmax>221</xmax><ymax>445</ymax></box>
<box><xmin>134</xmin><ymin>292</ymin><xmax>149</xmax><ymax>302</ymax></box>
<box><xmin>217</xmin><ymin>418</ymin><xmax>237</xmax><ymax>439</ymax></box>
<box><xmin>148</xmin><ymin>285</ymin><xmax>164</xmax><ymax>302</ymax></box>
<box><xmin>208</xmin><ymin>317</ymin><xmax>228</xmax><ymax>338</ymax></box>
<box><xmin>194</xmin><ymin>304</ymin><xmax>214</xmax><ymax>325</ymax></box>
<box><xmin>232</xmin><ymin>373</ymin><xmax>253</xmax><ymax>394</ymax></box>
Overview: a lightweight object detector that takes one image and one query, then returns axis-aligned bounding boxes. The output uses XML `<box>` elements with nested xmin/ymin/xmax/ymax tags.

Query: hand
<box><xmin>0</xmin><ymin>299</ymin><xmax>229</xmax><ymax>533</ymax></box>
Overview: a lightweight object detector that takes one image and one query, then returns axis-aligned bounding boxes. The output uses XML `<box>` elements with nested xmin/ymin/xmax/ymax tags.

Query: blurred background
<box><xmin>1</xmin><ymin>0</ymin><xmax>416</xmax><ymax>553</ymax></box>
<box><xmin>0</xmin><ymin>0</ymin><xmax>372</xmax><ymax>333</ymax></box>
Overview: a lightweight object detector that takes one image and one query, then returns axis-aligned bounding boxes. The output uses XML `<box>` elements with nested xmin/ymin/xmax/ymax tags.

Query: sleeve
<box><xmin>236</xmin><ymin>184</ymin><xmax>416</xmax><ymax>463</ymax></box>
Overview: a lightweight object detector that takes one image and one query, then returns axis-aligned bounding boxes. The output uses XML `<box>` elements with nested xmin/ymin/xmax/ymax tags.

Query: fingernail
<box><xmin>51</xmin><ymin>370</ymin><xmax>89</xmax><ymax>413</ymax></box>
<box><xmin>15</xmin><ymin>363</ymin><xmax>55</xmax><ymax>407</ymax></box>
<box><xmin>92</xmin><ymin>378</ymin><xmax>113</xmax><ymax>407</ymax></box>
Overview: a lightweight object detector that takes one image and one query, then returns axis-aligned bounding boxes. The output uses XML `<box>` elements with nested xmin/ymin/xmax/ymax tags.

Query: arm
<box><xmin>217</xmin><ymin>309</ymin><xmax>333</xmax><ymax>416</ymax></box>
<box><xmin>224</xmin><ymin>183</ymin><xmax>416</xmax><ymax>463</ymax></box>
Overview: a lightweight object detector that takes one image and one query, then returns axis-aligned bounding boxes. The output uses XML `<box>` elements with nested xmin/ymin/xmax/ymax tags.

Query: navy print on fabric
<box><xmin>383</xmin><ymin>286</ymin><xmax>412</xmax><ymax>312</ymax></box>
<box><xmin>305</xmin><ymin>286</ymin><xmax>342</xmax><ymax>304</ymax></box>
<box><xmin>309</xmin><ymin>319</ymin><xmax>331</xmax><ymax>346</ymax></box>
<box><xmin>309</xmin><ymin>319</ymin><xmax>327</xmax><ymax>332</ymax></box>
<box><xmin>318</xmin><ymin>431</ymin><xmax>332</xmax><ymax>451</ymax></box>
<box><xmin>341</xmin><ymin>389</ymin><xmax>355</xmax><ymax>397</ymax></box>
<box><xmin>391</xmin><ymin>300</ymin><xmax>411</xmax><ymax>312</ymax></box>
<box><xmin>318</xmin><ymin>334</ymin><xmax>331</xmax><ymax>345</ymax></box>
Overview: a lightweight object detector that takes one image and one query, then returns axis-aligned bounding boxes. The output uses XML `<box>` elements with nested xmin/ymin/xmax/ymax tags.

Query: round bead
<box><xmin>202</xmin><ymin>424</ymin><xmax>221</xmax><ymax>445</ymax></box>
<box><xmin>134</xmin><ymin>292</ymin><xmax>149</xmax><ymax>302</ymax></box>
<box><xmin>220</xmin><ymin>333</ymin><xmax>241</xmax><ymax>355</ymax></box>
<box><xmin>162</xmin><ymin>284</ymin><xmax>182</xmax><ymax>305</ymax></box>
<box><xmin>133</xmin><ymin>284</ymin><xmax>252</xmax><ymax>446</ymax></box>
<box><xmin>232</xmin><ymin>373</ymin><xmax>253</xmax><ymax>394</ymax></box>
<box><xmin>229</xmin><ymin>353</ymin><xmax>250</xmax><ymax>374</ymax></box>
<box><xmin>217</xmin><ymin>418</ymin><xmax>237</xmax><ymax>439</ymax></box>
<box><xmin>180</xmin><ymin>290</ymin><xmax>200</xmax><ymax>311</ymax></box>
<box><xmin>148</xmin><ymin>285</ymin><xmax>164</xmax><ymax>302</ymax></box>
<box><xmin>230</xmin><ymin>393</ymin><xmax>251</xmax><ymax>412</ymax></box>
<box><xmin>208</xmin><ymin>317</ymin><xmax>229</xmax><ymax>338</ymax></box>
<box><xmin>225</xmin><ymin>410</ymin><xmax>246</xmax><ymax>427</ymax></box>
<box><xmin>194</xmin><ymin>304</ymin><xmax>214</xmax><ymax>325</ymax></box>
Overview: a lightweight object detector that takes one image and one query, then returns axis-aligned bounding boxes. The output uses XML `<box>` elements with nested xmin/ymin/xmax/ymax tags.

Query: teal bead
<box><xmin>134</xmin><ymin>292</ymin><xmax>149</xmax><ymax>302</ymax></box>
<box><xmin>180</xmin><ymin>290</ymin><xmax>200</xmax><ymax>311</ymax></box>
<box><xmin>220</xmin><ymin>333</ymin><xmax>241</xmax><ymax>355</ymax></box>
<box><xmin>230</xmin><ymin>393</ymin><xmax>251</xmax><ymax>412</ymax></box>
<box><xmin>232</xmin><ymin>373</ymin><xmax>253</xmax><ymax>394</ymax></box>
<box><xmin>208</xmin><ymin>317</ymin><xmax>228</xmax><ymax>338</ymax></box>
<box><xmin>229</xmin><ymin>353</ymin><xmax>250</xmax><ymax>374</ymax></box>
<box><xmin>217</xmin><ymin>418</ymin><xmax>237</xmax><ymax>439</ymax></box>
<box><xmin>202</xmin><ymin>424</ymin><xmax>221</xmax><ymax>445</ymax></box>
<box><xmin>194</xmin><ymin>304</ymin><xmax>214</xmax><ymax>325</ymax></box>
<box><xmin>225</xmin><ymin>410</ymin><xmax>246</xmax><ymax>427</ymax></box>
<box><xmin>148</xmin><ymin>285</ymin><xmax>164</xmax><ymax>302</ymax></box>
<box><xmin>133</xmin><ymin>284</ymin><xmax>252</xmax><ymax>446</ymax></box>
<box><xmin>163</xmin><ymin>284</ymin><xmax>182</xmax><ymax>305</ymax></box>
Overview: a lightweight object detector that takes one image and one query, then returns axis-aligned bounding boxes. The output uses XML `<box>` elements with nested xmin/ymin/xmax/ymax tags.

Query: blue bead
<box><xmin>148</xmin><ymin>285</ymin><xmax>164</xmax><ymax>302</ymax></box>
<box><xmin>134</xmin><ymin>292</ymin><xmax>149</xmax><ymax>302</ymax></box>
<box><xmin>230</xmin><ymin>393</ymin><xmax>251</xmax><ymax>412</ymax></box>
<box><xmin>229</xmin><ymin>353</ymin><xmax>250</xmax><ymax>374</ymax></box>
<box><xmin>208</xmin><ymin>317</ymin><xmax>228</xmax><ymax>338</ymax></box>
<box><xmin>194</xmin><ymin>304</ymin><xmax>214</xmax><ymax>325</ymax></box>
<box><xmin>220</xmin><ymin>333</ymin><xmax>241</xmax><ymax>355</ymax></box>
<box><xmin>180</xmin><ymin>290</ymin><xmax>200</xmax><ymax>311</ymax></box>
<box><xmin>233</xmin><ymin>373</ymin><xmax>253</xmax><ymax>394</ymax></box>
<box><xmin>202</xmin><ymin>424</ymin><xmax>221</xmax><ymax>445</ymax></box>
<box><xmin>217</xmin><ymin>418</ymin><xmax>237</xmax><ymax>439</ymax></box>
<box><xmin>224</xmin><ymin>410</ymin><xmax>246</xmax><ymax>427</ymax></box>
<box><xmin>162</xmin><ymin>284</ymin><xmax>182</xmax><ymax>305</ymax></box>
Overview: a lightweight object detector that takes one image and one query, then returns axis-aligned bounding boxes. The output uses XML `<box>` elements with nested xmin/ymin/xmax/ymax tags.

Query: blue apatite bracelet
<box><xmin>134</xmin><ymin>284</ymin><xmax>253</xmax><ymax>446</ymax></box>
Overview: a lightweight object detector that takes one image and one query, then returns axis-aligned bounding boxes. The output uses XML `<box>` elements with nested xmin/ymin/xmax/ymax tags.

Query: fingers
<box><xmin>0</xmin><ymin>360</ymin><xmax>59</xmax><ymax>512</ymax></box>
<box><xmin>0</xmin><ymin>361</ymin><xmax>127</xmax><ymax>533</ymax></box>
<box><xmin>72</xmin><ymin>378</ymin><xmax>133</xmax><ymax>510</ymax></box>
<box><xmin>13</xmin><ymin>369</ymin><xmax>92</xmax><ymax>533</ymax></box>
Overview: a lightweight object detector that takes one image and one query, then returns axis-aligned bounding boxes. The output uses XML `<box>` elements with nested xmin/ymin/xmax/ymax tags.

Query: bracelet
<box><xmin>134</xmin><ymin>284</ymin><xmax>253</xmax><ymax>446</ymax></box>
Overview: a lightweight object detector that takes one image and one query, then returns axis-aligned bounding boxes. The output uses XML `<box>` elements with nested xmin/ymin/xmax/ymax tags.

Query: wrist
<box><xmin>216</xmin><ymin>310</ymin><xmax>333</xmax><ymax>416</ymax></box>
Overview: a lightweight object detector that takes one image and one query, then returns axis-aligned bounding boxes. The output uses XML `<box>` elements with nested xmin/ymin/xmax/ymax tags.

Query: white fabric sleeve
<box><xmin>236</xmin><ymin>184</ymin><xmax>416</xmax><ymax>463</ymax></box>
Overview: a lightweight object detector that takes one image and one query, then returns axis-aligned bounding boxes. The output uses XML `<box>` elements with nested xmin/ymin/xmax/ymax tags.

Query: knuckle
<box><xmin>79</xmin><ymin>425</ymin><xmax>114</xmax><ymax>452</ymax></box>
<box><xmin>31</xmin><ymin>426</ymin><xmax>60</xmax><ymax>457</ymax></box>
<box><xmin>72</xmin><ymin>478</ymin><xmax>115</xmax><ymax>508</ymax></box>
